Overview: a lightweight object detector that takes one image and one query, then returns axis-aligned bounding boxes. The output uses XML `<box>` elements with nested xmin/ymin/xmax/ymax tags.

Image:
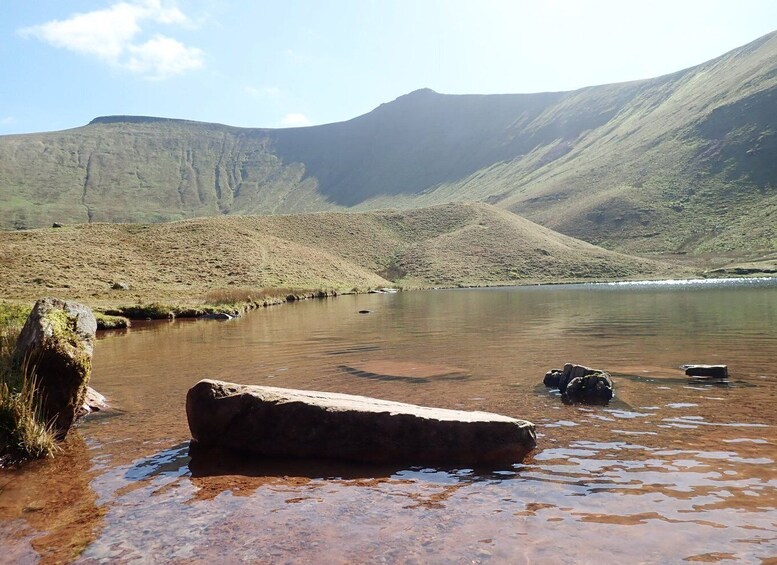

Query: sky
<box><xmin>2</xmin><ymin>0</ymin><xmax>777</xmax><ymax>134</ymax></box>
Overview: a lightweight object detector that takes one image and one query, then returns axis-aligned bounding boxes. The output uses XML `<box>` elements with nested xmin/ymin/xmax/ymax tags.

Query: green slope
<box><xmin>0</xmin><ymin>203</ymin><xmax>671</xmax><ymax>302</ymax></box>
<box><xmin>0</xmin><ymin>31</ymin><xmax>775</xmax><ymax>258</ymax></box>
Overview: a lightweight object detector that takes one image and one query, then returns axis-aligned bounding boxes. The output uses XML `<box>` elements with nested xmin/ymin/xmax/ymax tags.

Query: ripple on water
<box><xmin>3</xmin><ymin>281</ymin><xmax>776</xmax><ymax>562</ymax></box>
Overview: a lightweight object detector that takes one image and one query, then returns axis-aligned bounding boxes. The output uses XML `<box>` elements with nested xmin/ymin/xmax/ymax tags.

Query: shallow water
<box><xmin>2</xmin><ymin>279</ymin><xmax>777</xmax><ymax>563</ymax></box>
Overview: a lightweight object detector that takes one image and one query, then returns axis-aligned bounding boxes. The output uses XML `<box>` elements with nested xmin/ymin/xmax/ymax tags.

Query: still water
<box><xmin>1</xmin><ymin>279</ymin><xmax>776</xmax><ymax>563</ymax></box>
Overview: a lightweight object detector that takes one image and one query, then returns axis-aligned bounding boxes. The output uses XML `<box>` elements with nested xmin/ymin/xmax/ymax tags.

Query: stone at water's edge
<box><xmin>14</xmin><ymin>298</ymin><xmax>97</xmax><ymax>438</ymax></box>
<box><xmin>77</xmin><ymin>386</ymin><xmax>108</xmax><ymax>418</ymax></box>
<box><xmin>186</xmin><ymin>380</ymin><xmax>536</xmax><ymax>465</ymax></box>
<box><xmin>684</xmin><ymin>364</ymin><xmax>728</xmax><ymax>379</ymax></box>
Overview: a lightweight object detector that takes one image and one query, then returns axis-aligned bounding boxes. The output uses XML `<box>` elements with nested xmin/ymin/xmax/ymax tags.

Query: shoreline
<box><xmin>3</xmin><ymin>271</ymin><xmax>776</xmax><ymax>330</ymax></box>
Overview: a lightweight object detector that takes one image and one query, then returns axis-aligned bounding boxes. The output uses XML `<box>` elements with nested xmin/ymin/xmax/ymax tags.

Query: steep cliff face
<box><xmin>0</xmin><ymin>120</ymin><xmax>336</xmax><ymax>230</ymax></box>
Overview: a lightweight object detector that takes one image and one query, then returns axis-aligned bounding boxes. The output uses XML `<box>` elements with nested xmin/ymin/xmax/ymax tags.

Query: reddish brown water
<box><xmin>1</xmin><ymin>279</ymin><xmax>776</xmax><ymax>563</ymax></box>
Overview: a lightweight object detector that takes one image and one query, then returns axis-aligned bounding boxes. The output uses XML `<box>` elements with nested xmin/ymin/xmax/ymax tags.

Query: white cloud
<box><xmin>18</xmin><ymin>0</ymin><xmax>202</xmax><ymax>79</ymax></box>
<box><xmin>279</xmin><ymin>113</ymin><xmax>311</xmax><ymax>127</ymax></box>
<box><xmin>0</xmin><ymin>116</ymin><xmax>16</xmax><ymax>125</ymax></box>
<box><xmin>126</xmin><ymin>35</ymin><xmax>203</xmax><ymax>79</ymax></box>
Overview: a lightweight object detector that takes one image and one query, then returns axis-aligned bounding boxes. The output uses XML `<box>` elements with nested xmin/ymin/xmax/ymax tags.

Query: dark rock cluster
<box><xmin>544</xmin><ymin>363</ymin><xmax>614</xmax><ymax>403</ymax></box>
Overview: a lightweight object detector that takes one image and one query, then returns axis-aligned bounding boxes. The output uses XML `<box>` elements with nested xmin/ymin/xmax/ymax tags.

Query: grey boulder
<box><xmin>14</xmin><ymin>298</ymin><xmax>97</xmax><ymax>438</ymax></box>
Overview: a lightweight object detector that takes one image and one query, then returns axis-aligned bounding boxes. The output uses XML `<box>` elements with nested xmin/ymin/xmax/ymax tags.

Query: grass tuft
<box><xmin>94</xmin><ymin>312</ymin><xmax>131</xmax><ymax>330</ymax></box>
<box><xmin>0</xmin><ymin>306</ymin><xmax>58</xmax><ymax>465</ymax></box>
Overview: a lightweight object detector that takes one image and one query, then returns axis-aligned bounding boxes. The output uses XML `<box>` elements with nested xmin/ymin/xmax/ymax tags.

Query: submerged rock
<box><xmin>14</xmin><ymin>298</ymin><xmax>97</xmax><ymax>438</ymax></box>
<box><xmin>186</xmin><ymin>379</ymin><xmax>536</xmax><ymax>465</ymax></box>
<box><xmin>683</xmin><ymin>364</ymin><xmax>728</xmax><ymax>379</ymax></box>
<box><xmin>77</xmin><ymin>386</ymin><xmax>108</xmax><ymax>418</ymax></box>
<box><xmin>544</xmin><ymin>363</ymin><xmax>614</xmax><ymax>403</ymax></box>
<box><xmin>200</xmin><ymin>312</ymin><xmax>233</xmax><ymax>320</ymax></box>
<box><xmin>563</xmin><ymin>372</ymin><xmax>614</xmax><ymax>403</ymax></box>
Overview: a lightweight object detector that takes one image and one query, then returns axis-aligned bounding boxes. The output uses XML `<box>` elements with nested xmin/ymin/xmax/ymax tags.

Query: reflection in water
<box><xmin>337</xmin><ymin>362</ymin><xmax>470</xmax><ymax>384</ymax></box>
<box><xmin>1</xmin><ymin>279</ymin><xmax>776</xmax><ymax>562</ymax></box>
<box><xmin>124</xmin><ymin>443</ymin><xmax>191</xmax><ymax>482</ymax></box>
<box><xmin>0</xmin><ymin>432</ymin><xmax>105</xmax><ymax>564</ymax></box>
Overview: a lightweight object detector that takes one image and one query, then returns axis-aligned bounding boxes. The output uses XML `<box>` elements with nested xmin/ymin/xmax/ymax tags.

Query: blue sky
<box><xmin>2</xmin><ymin>0</ymin><xmax>777</xmax><ymax>134</ymax></box>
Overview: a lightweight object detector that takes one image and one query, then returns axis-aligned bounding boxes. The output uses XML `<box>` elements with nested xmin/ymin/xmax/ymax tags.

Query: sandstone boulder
<box><xmin>187</xmin><ymin>380</ymin><xmax>536</xmax><ymax>465</ymax></box>
<box><xmin>14</xmin><ymin>298</ymin><xmax>97</xmax><ymax>438</ymax></box>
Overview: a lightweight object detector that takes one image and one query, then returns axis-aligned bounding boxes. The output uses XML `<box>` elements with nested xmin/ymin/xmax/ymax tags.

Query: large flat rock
<box><xmin>186</xmin><ymin>380</ymin><xmax>536</xmax><ymax>465</ymax></box>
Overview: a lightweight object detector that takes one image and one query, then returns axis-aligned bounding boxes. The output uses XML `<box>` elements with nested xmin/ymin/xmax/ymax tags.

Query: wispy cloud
<box><xmin>244</xmin><ymin>85</ymin><xmax>281</xmax><ymax>98</ymax></box>
<box><xmin>0</xmin><ymin>116</ymin><xmax>16</xmax><ymax>125</ymax></box>
<box><xmin>18</xmin><ymin>0</ymin><xmax>203</xmax><ymax>79</ymax></box>
<box><xmin>279</xmin><ymin>113</ymin><xmax>311</xmax><ymax>127</ymax></box>
<box><xmin>283</xmin><ymin>48</ymin><xmax>313</xmax><ymax>66</ymax></box>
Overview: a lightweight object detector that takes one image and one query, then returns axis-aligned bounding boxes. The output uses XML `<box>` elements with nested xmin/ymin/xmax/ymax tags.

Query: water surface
<box><xmin>2</xmin><ymin>279</ymin><xmax>776</xmax><ymax>563</ymax></box>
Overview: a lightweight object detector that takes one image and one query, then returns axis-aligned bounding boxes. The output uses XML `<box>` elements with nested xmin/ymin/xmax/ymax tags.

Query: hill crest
<box><xmin>0</xmin><ymin>203</ymin><xmax>672</xmax><ymax>302</ymax></box>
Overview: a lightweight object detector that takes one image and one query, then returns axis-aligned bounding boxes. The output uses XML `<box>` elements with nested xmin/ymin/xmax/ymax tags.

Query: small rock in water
<box><xmin>77</xmin><ymin>386</ymin><xmax>108</xmax><ymax>418</ymax></box>
<box><xmin>543</xmin><ymin>368</ymin><xmax>562</xmax><ymax>388</ymax></box>
<box><xmin>543</xmin><ymin>363</ymin><xmax>614</xmax><ymax>403</ymax></box>
<box><xmin>683</xmin><ymin>364</ymin><xmax>728</xmax><ymax>379</ymax></box>
<box><xmin>201</xmin><ymin>312</ymin><xmax>233</xmax><ymax>320</ymax></box>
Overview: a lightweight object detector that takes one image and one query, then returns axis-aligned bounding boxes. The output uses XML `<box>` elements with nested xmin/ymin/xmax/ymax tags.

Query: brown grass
<box><xmin>203</xmin><ymin>287</ymin><xmax>314</xmax><ymax>305</ymax></box>
<box><xmin>0</xmin><ymin>203</ymin><xmax>679</xmax><ymax>308</ymax></box>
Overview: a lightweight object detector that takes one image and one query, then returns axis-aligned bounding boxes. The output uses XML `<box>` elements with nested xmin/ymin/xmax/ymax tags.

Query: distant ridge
<box><xmin>88</xmin><ymin>116</ymin><xmax>201</xmax><ymax>126</ymax></box>
<box><xmin>1</xmin><ymin>30</ymin><xmax>776</xmax><ymax>257</ymax></box>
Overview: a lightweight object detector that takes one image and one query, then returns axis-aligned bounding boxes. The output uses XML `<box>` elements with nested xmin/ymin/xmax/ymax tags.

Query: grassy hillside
<box><xmin>0</xmin><ymin>32</ymin><xmax>775</xmax><ymax>258</ymax></box>
<box><xmin>0</xmin><ymin>203</ymin><xmax>672</xmax><ymax>304</ymax></box>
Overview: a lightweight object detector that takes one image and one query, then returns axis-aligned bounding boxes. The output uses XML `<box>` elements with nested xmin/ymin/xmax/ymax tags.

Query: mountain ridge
<box><xmin>1</xmin><ymin>31</ymin><xmax>775</xmax><ymax>257</ymax></box>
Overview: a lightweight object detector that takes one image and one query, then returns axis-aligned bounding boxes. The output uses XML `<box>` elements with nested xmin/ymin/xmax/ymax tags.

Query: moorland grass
<box><xmin>0</xmin><ymin>203</ymin><xmax>676</xmax><ymax>306</ymax></box>
<box><xmin>93</xmin><ymin>312</ymin><xmax>131</xmax><ymax>330</ymax></box>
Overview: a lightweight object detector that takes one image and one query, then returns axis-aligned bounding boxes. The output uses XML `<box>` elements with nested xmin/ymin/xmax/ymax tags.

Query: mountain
<box><xmin>0</xmin><ymin>203</ymin><xmax>670</xmax><ymax>302</ymax></box>
<box><xmin>1</xmin><ymin>32</ymin><xmax>775</xmax><ymax>257</ymax></box>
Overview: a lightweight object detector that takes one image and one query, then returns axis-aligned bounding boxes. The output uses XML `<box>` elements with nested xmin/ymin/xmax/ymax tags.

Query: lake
<box><xmin>1</xmin><ymin>279</ymin><xmax>776</xmax><ymax>563</ymax></box>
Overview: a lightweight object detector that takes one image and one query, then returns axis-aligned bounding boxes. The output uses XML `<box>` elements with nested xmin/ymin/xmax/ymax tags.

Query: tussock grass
<box><xmin>205</xmin><ymin>287</ymin><xmax>301</xmax><ymax>305</ymax></box>
<box><xmin>101</xmin><ymin>287</ymin><xmax>339</xmax><ymax>321</ymax></box>
<box><xmin>0</xmin><ymin>302</ymin><xmax>31</xmax><ymax>327</ymax></box>
<box><xmin>0</xmin><ymin>305</ymin><xmax>58</xmax><ymax>465</ymax></box>
<box><xmin>94</xmin><ymin>312</ymin><xmax>131</xmax><ymax>330</ymax></box>
<box><xmin>204</xmin><ymin>287</ymin><xmax>334</xmax><ymax>306</ymax></box>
